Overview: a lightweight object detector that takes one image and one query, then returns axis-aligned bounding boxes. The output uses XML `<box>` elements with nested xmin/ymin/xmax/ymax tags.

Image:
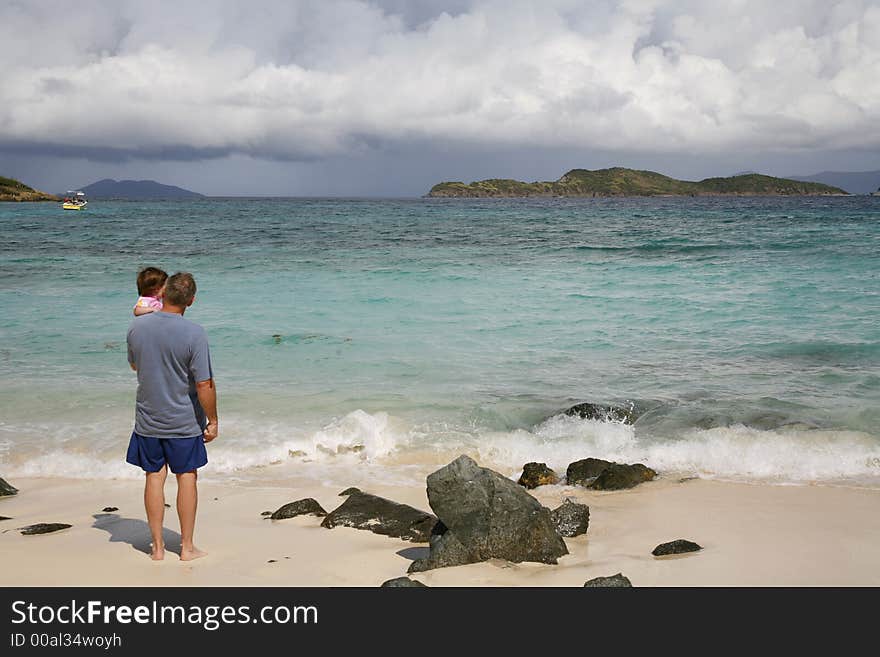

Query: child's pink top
<box><xmin>135</xmin><ymin>296</ymin><xmax>163</xmax><ymax>311</ymax></box>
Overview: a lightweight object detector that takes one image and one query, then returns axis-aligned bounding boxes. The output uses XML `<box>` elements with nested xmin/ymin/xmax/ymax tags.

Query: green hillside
<box><xmin>0</xmin><ymin>176</ymin><xmax>58</xmax><ymax>202</ymax></box>
<box><xmin>427</xmin><ymin>167</ymin><xmax>848</xmax><ymax>197</ymax></box>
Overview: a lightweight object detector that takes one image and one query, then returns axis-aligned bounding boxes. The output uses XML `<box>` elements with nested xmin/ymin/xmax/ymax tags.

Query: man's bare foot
<box><xmin>150</xmin><ymin>543</ymin><xmax>165</xmax><ymax>561</ymax></box>
<box><xmin>180</xmin><ymin>546</ymin><xmax>207</xmax><ymax>561</ymax></box>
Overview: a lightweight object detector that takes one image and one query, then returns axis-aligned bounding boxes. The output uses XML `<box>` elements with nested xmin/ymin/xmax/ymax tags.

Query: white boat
<box><xmin>62</xmin><ymin>191</ymin><xmax>88</xmax><ymax>210</ymax></box>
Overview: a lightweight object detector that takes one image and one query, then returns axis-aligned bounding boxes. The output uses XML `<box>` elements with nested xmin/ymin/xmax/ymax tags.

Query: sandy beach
<box><xmin>2</xmin><ymin>473</ymin><xmax>878</xmax><ymax>587</ymax></box>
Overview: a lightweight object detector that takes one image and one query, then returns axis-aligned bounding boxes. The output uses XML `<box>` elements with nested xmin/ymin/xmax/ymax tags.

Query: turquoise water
<box><xmin>1</xmin><ymin>197</ymin><xmax>878</xmax><ymax>485</ymax></box>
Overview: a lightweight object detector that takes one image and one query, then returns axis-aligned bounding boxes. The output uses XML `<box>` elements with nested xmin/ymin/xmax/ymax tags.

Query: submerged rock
<box><xmin>564</xmin><ymin>402</ymin><xmax>636</xmax><ymax>424</ymax></box>
<box><xmin>584</xmin><ymin>573</ymin><xmax>633</xmax><ymax>587</ymax></box>
<box><xmin>590</xmin><ymin>463</ymin><xmax>656</xmax><ymax>490</ymax></box>
<box><xmin>518</xmin><ymin>462</ymin><xmax>560</xmax><ymax>489</ymax></box>
<box><xmin>566</xmin><ymin>458</ymin><xmax>613</xmax><ymax>486</ymax></box>
<box><xmin>321</xmin><ymin>491</ymin><xmax>437</xmax><ymax>543</ymax></box>
<box><xmin>271</xmin><ymin>498</ymin><xmax>327</xmax><ymax>520</ymax></box>
<box><xmin>652</xmin><ymin>539</ymin><xmax>702</xmax><ymax>556</ymax></box>
<box><xmin>380</xmin><ymin>577</ymin><xmax>428</xmax><ymax>588</ymax></box>
<box><xmin>409</xmin><ymin>455</ymin><xmax>568</xmax><ymax>573</ymax></box>
<box><xmin>551</xmin><ymin>499</ymin><xmax>590</xmax><ymax>537</ymax></box>
<box><xmin>0</xmin><ymin>477</ymin><xmax>18</xmax><ymax>497</ymax></box>
<box><xmin>19</xmin><ymin>523</ymin><xmax>72</xmax><ymax>535</ymax></box>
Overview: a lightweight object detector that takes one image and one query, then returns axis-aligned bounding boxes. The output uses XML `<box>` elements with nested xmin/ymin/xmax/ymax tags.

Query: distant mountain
<box><xmin>0</xmin><ymin>176</ymin><xmax>58</xmax><ymax>202</ymax></box>
<box><xmin>78</xmin><ymin>179</ymin><xmax>205</xmax><ymax>199</ymax></box>
<box><xmin>427</xmin><ymin>168</ymin><xmax>848</xmax><ymax>198</ymax></box>
<box><xmin>786</xmin><ymin>170</ymin><xmax>880</xmax><ymax>195</ymax></box>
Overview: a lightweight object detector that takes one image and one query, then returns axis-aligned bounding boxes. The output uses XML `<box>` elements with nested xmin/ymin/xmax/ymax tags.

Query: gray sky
<box><xmin>2</xmin><ymin>0</ymin><xmax>879</xmax><ymax>196</ymax></box>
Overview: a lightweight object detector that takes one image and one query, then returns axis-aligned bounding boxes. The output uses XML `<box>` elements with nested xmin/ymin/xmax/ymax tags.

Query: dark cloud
<box><xmin>1</xmin><ymin>1</ymin><xmax>879</xmax><ymax>193</ymax></box>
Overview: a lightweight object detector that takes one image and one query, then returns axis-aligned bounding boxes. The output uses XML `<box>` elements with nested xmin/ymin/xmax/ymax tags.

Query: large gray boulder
<box><xmin>0</xmin><ymin>477</ymin><xmax>18</xmax><ymax>497</ymax></box>
<box><xmin>321</xmin><ymin>491</ymin><xmax>437</xmax><ymax>543</ymax></box>
<box><xmin>409</xmin><ymin>455</ymin><xmax>568</xmax><ymax>572</ymax></box>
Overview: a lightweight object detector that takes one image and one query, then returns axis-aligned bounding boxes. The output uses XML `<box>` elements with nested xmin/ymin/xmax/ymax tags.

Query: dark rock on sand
<box><xmin>380</xmin><ymin>577</ymin><xmax>428</xmax><ymax>587</ymax></box>
<box><xmin>321</xmin><ymin>491</ymin><xmax>437</xmax><ymax>543</ymax></box>
<box><xmin>0</xmin><ymin>477</ymin><xmax>19</xmax><ymax>497</ymax></box>
<box><xmin>566</xmin><ymin>458</ymin><xmax>613</xmax><ymax>485</ymax></box>
<box><xmin>652</xmin><ymin>539</ymin><xmax>702</xmax><ymax>556</ymax></box>
<box><xmin>164</xmin><ymin>503</ymin><xmax>170</xmax><ymax>508</ymax></box>
<box><xmin>584</xmin><ymin>573</ymin><xmax>633</xmax><ymax>587</ymax></box>
<box><xmin>590</xmin><ymin>463</ymin><xmax>656</xmax><ymax>490</ymax></box>
<box><xmin>565</xmin><ymin>402</ymin><xmax>636</xmax><ymax>424</ymax></box>
<box><xmin>409</xmin><ymin>455</ymin><xmax>568</xmax><ymax>573</ymax></box>
<box><xmin>338</xmin><ymin>487</ymin><xmax>362</xmax><ymax>496</ymax></box>
<box><xmin>271</xmin><ymin>498</ymin><xmax>327</xmax><ymax>520</ymax></box>
<box><xmin>551</xmin><ymin>499</ymin><xmax>590</xmax><ymax>537</ymax></box>
<box><xmin>518</xmin><ymin>462</ymin><xmax>560</xmax><ymax>489</ymax></box>
<box><xmin>0</xmin><ymin>516</ymin><xmax>12</xmax><ymax>521</ymax></box>
<box><xmin>19</xmin><ymin>523</ymin><xmax>72</xmax><ymax>535</ymax></box>
<box><xmin>102</xmin><ymin>507</ymin><xmax>118</xmax><ymax>513</ymax></box>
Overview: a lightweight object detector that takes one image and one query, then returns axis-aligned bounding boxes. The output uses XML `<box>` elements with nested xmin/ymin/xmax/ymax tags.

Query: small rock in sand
<box><xmin>566</xmin><ymin>458</ymin><xmax>613</xmax><ymax>486</ymax></box>
<box><xmin>380</xmin><ymin>577</ymin><xmax>427</xmax><ymax>587</ymax></box>
<box><xmin>19</xmin><ymin>523</ymin><xmax>72</xmax><ymax>535</ymax></box>
<box><xmin>102</xmin><ymin>507</ymin><xmax>118</xmax><ymax>512</ymax></box>
<box><xmin>550</xmin><ymin>499</ymin><xmax>590</xmax><ymax>537</ymax></box>
<box><xmin>518</xmin><ymin>462</ymin><xmax>560</xmax><ymax>489</ymax></box>
<box><xmin>584</xmin><ymin>573</ymin><xmax>633</xmax><ymax>587</ymax></box>
<box><xmin>590</xmin><ymin>463</ymin><xmax>656</xmax><ymax>490</ymax></box>
<box><xmin>652</xmin><ymin>539</ymin><xmax>702</xmax><ymax>556</ymax></box>
<box><xmin>0</xmin><ymin>477</ymin><xmax>19</xmax><ymax>497</ymax></box>
<box><xmin>271</xmin><ymin>498</ymin><xmax>327</xmax><ymax>520</ymax></box>
<box><xmin>322</xmin><ymin>491</ymin><xmax>436</xmax><ymax>543</ymax></box>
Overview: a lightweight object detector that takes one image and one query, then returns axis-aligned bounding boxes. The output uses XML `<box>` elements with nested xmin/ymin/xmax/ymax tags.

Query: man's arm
<box><xmin>196</xmin><ymin>378</ymin><xmax>218</xmax><ymax>442</ymax></box>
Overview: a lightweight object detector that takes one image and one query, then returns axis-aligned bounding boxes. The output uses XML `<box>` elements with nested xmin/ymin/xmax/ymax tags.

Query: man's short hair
<box><xmin>164</xmin><ymin>272</ymin><xmax>197</xmax><ymax>307</ymax></box>
<box><xmin>136</xmin><ymin>267</ymin><xmax>168</xmax><ymax>296</ymax></box>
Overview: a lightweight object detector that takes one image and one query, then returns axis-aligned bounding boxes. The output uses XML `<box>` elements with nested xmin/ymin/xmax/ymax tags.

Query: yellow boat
<box><xmin>62</xmin><ymin>191</ymin><xmax>88</xmax><ymax>210</ymax></box>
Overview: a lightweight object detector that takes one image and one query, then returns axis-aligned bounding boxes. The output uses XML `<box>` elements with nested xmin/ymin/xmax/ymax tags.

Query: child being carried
<box><xmin>134</xmin><ymin>267</ymin><xmax>168</xmax><ymax>316</ymax></box>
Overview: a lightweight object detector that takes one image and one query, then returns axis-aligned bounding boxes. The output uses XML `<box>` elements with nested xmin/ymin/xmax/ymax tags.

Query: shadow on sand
<box><xmin>92</xmin><ymin>513</ymin><xmax>182</xmax><ymax>558</ymax></box>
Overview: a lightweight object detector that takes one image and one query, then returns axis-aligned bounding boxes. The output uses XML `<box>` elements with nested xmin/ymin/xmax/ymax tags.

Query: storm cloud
<box><xmin>2</xmin><ymin>0</ymin><xmax>879</xmax><ymax>164</ymax></box>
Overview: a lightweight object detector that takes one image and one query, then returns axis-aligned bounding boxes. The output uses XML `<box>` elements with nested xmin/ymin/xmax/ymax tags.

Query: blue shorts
<box><xmin>126</xmin><ymin>432</ymin><xmax>208</xmax><ymax>474</ymax></box>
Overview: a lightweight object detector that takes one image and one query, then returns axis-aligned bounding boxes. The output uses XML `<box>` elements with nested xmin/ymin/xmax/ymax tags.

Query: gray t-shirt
<box><xmin>127</xmin><ymin>311</ymin><xmax>213</xmax><ymax>438</ymax></box>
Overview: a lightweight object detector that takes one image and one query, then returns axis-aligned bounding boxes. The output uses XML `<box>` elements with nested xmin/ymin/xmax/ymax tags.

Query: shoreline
<box><xmin>2</xmin><ymin>474</ymin><xmax>878</xmax><ymax>586</ymax></box>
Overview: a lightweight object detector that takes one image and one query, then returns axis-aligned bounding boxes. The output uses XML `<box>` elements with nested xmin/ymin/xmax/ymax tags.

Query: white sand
<box><xmin>1</xmin><ymin>475</ymin><xmax>878</xmax><ymax>586</ymax></box>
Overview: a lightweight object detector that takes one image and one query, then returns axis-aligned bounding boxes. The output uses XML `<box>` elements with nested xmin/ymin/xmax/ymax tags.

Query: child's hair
<box><xmin>136</xmin><ymin>267</ymin><xmax>168</xmax><ymax>296</ymax></box>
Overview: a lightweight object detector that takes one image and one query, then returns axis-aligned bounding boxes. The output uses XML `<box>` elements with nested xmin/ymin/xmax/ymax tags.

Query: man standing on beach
<box><xmin>125</xmin><ymin>272</ymin><xmax>218</xmax><ymax>561</ymax></box>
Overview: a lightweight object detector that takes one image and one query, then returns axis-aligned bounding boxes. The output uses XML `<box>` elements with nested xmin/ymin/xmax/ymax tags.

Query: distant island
<box><xmin>0</xmin><ymin>176</ymin><xmax>58</xmax><ymax>202</ymax></box>
<box><xmin>77</xmin><ymin>179</ymin><xmax>205</xmax><ymax>200</ymax></box>
<box><xmin>427</xmin><ymin>168</ymin><xmax>848</xmax><ymax>198</ymax></box>
<box><xmin>786</xmin><ymin>170</ymin><xmax>880</xmax><ymax>195</ymax></box>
